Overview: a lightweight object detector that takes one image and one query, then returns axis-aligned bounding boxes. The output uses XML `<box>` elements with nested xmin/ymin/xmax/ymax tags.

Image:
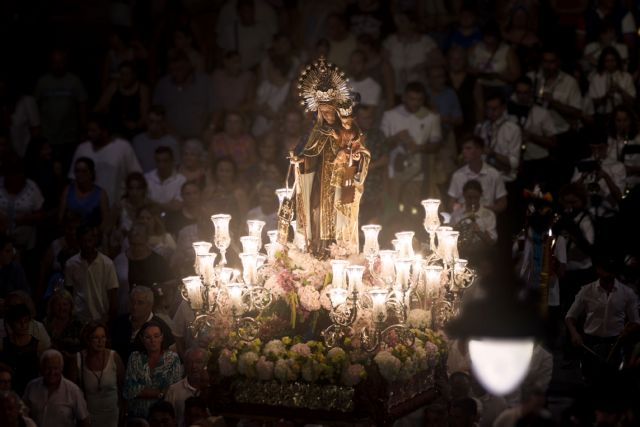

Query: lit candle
<box><xmin>240</xmin><ymin>236</ymin><xmax>260</xmax><ymax>254</ymax></box>
<box><xmin>361</xmin><ymin>224</ymin><xmax>382</xmax><ymax>259</ymax></box>
<box><xmin>267</xmin><ymin>230</ymin><xmax>278</xmax><ymax>244</ymax></box>
<box><xmin>411</xmin><ymin>255</ymin><xmax>423</xmax><ymax>283</ymax></box>
<box><xmin>421</xmin><ymin>199</ymin><xmax>441</xmax><ymax>250</ymax></box>
<box><xmin>329</xmin><ymin>288</ymin><xmax>348</xmax><ymax>308</ymax></box>
<box><xmin>394</xmin><ymin>258</ymin><xmax>412</xmax><ymax>291</ymax></box>
<box><xmin>331</xmin><ymin>260</ymin><xmax>350</xmax><ymax>289</ymax></box>
<box><xmin>435</xmin><ymin>226</ymin><xmax>453</xmax><ymax>258</ymax></box>
<box><xmin>247</xmin><ymin>220</ymin><xmax>266</xmax><ymax>249</ymax></box>
<box><xmin>182</xmin><ymin>276</ymin><xmax>203</xmax><ymax>310</ymax></box>
<box><xmin>394</xmin><ymin>231</ymin><xmax>415</xmax><ymax>258</ymax></box>
<box><xmin>219</xmin><ymin>267</ymin><xmax>234</xmax><ymax>285</ymax></box>
<box><xmin>441</xmin><ymin>231</ymin><xmax>460</xmax><ymax>265</ymax></box>
<box><xmin>198</xmin><ymin>253</ymin><xmax>217</xmax><ymax>285</ymax></box>
<box><xmin>346</xmin><ymin>265</ymin><xmax>365</xmax><ymax>293</ymax></box>
<box><xmin>192</xmin><ymin>242</ymin><xmax>212</xmax><ymax>275</ymax></box>
<box><xmin>264</xmin><ymin>243</ymin><xmax>277</xmax><ymax>262</ymax></box>
<box><xmin>211</xmin><ymin>214</ymin><xmax>232</xmax><ymax>265</ymax></box>
<box><xmin>239</xmin><ymin>252</ymin><xmax>258</xmax><ymax>285</ymax></box>
<box><xmin>424</xmin><ymin>264</ymin><xmax>444</xmax><ymax>295</ymax></box>
<box><xmin>226</xmin><ymin>283</ymin><xmax>244</xmax><ymax>314</ymax></box>
<box><xmin>378</xmin><ymin>250</ymin><xmax>397</xmax><ymax>285</ymax></box>
<box><xmin>369</xmin><ymin>288</ymin><xmax>388</xmax><ymax>323</ymax></box>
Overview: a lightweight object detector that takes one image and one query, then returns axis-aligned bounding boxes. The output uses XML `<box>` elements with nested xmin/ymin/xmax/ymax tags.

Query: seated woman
<box><xmin>451</xmin><ymin>180</ymin><xmax>498</xmax><ymax>257</ymax></box>
<box><xmin>59</xmin><ymin>157</ymin><xmax>109</xmax><ymax>231</ymax></box>
<box><xmin>123</xmin><ymin>320</ymin><xmax>182</xmax><ymax>419</ymax></box>
<box><xmin>0</xmin><ymin>304</ymin><xmax>43</xmax><ymax>394</ymax></box>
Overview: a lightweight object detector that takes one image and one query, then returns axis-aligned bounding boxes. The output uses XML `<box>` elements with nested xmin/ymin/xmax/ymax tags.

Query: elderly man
<box><xmin>111</xmin><ymin>286</ymin><xmax>175</xmax><ymax>363</ymax></box>
<box><xmin>165</xmin><ymin>347</ymin><xmax>208</xmax><ymax>426</ymax></box>
<box><xmin>22</xmin><ymin>350</ymin><xmax>89</xmax><ymax>427</ymax></box>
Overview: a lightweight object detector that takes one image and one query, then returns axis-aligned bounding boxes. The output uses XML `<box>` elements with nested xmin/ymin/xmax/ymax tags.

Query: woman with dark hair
<box><xmin>607</xmin><ymin>106</ymin><xmax>640</xmax><ymax>191</ymax></box>
<box><xmin>74</xmin><ymin>321</ymin><xmax>124</xmax><ymax>427</ymax></box>
<box><xmin>0</xmin><ymin>304</ymin><xmax>41</xmax><ymax>394</ymax></box>
<box><xmin>95</xmin><ymin>61</ymin><xmax>150</xmax><ymax>140</ymax></box>
<box><xmin>588</xmin><ymin>46</ymin><xmax>635</xmax><ymax>117</ymax></box>
<box><xmin>59</xmin><ymin>157</ymin><xmax>109</xmax><ymax>230</ymax></box>
<box><xmin>123</xmin><ymin>320</ymin><xmax>182</xmax><ymax>419</ymax></box>
<box><xmin>203</xmin><ymin>156</ymin><xmax>249</xmax><ymax>223</ymax></box>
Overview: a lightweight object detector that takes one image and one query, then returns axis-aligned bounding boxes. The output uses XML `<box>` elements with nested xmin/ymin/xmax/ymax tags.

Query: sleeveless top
<box><xmin>66</xmin><ymin>183</ymin><xmax>103</xmax><ymax>226</ymax></box>
<box><xmin>77</xmin><ymin>350</ymin><xmax>119</xmax><ymax>427</ymax></box>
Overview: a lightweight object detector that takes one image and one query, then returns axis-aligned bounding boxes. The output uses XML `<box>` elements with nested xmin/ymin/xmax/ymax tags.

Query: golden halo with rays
<box><xmin>297</xmin><ymin>56</ymin><xmax>351</xmax><ymax>112</ymax></box>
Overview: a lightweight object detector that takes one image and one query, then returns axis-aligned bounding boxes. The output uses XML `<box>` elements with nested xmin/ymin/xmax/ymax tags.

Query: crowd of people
<box><xmin>1</xmin><ymin>0</ymin><xmax>640</xmax><ymax>426</ymax></box>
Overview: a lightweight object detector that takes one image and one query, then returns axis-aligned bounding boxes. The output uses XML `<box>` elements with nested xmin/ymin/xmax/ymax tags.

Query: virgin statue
<box><xmin>288</xmin><ymin>57</ymin><xmax>370</xmax><ymax>256</ymax></box>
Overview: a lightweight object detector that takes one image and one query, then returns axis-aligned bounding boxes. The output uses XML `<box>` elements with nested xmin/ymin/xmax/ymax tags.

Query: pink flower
<box><xmin>341</xmin><ymin>363</ymin><xmax>366</xmax><ymax>386</ymax></box>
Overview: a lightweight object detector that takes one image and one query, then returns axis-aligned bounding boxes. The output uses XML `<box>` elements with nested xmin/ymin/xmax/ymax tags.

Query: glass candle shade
<box><xmin>183</xmin><ymin>276</ymin><xmax>204</xmax><ymax>310</ymax></box>
<box><xmin>331</xmin><ymin>260</ymin><xmax>350</xmax><ymax>289</ymax></box>
<box><xmin>394</xmin><ymin>231</ymin><xmax>415</xmax><ymax>258</ymax></box>
<box><xmin>329</xmin><ymin>288</ymin><xmax>349</xmax><ymax>308</ymax></box>
<box><xmin>424</xmin><ymin>265</ymin><xmax>444</xmax><ymax>295</ymax></box>
<box><xmin>378</xmin><ymin>250</ymin><xmax>397</xmax><ymax>285</ymax></box>
<box><xmin>369</xmin><ymin>288</ymin><xmax>389</xmax><ymax>323</ymax></box>
<box><xmin>421</xmin><ymin>199</ymin><xmax>441</xmax><ymax>234</ymax></box>
<box><xmin>240</xmin><ymin>236</ymin><xmax>260</xmax><ymax>254</ymax></box>
<box><xmin>346</xmin><ymin>265</ymin><xmax>366</xmax><ymax>293</ymax></box>
<box><xmin>361</xmin><ymin>224</ymin><xmax>382</xmax><ymax>259</ymax></box>
<box><xmin>247</xmin><ymin>220</ymin><xmax>266</xmax><ymax>249</ymax></box>
<box><xmin>239</xmin><ymin>252</ymin><xmax>258</xmax><ymax>285</ymax></box>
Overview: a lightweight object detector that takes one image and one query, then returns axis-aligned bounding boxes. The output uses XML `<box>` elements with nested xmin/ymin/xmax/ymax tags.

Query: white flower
<box><xmin>263</xmin><ymin>339</ymin><xmax>286</xmax><ymax>359</ymax></box>
<box><xmin>298</xmin><ymin>286</ymin><xmax>321</xmax><ymax>311</ymax></box>
<box><xmin>256</xmin><ymin>356</ymin><xmax>274</xmax><ymax>381</ymax></box>
<box><xmin>290</xmin><ymin>343</ymin><xmax>312</xmax><ymax>358</ymax></box>
<box><xmin>237</xmin><ymin>351</ymin><xmax>259</xmax><ymax>378</ymax></box>
<box><xmin>217</xmin><ymin>349</ymin><xmax>236</xmax><ymax>377</ymax></box>
<box><xmin>407</xmin><ymin>309</ymin><xmax>431</xmax><ymax>330</ymax></box>
<box><xmin>320</xmin><ymin>287</ymin><xmax>333</xmax><ymax>311</ymax></box>
<box><xmin>374</xmin><ymin>351</ymin><xmax>402</xmax><ymax>382</ymax></box>
<box><xmin>264</xmin><ymin>275</ymin><xmax>286</xmax><ymax>300</ymax></box>
<box><xmin>274</xmin><ymin>359</ymin><xmax>298</xmax><ymax>382</ymax></box>
<box><xmin>341</xmin><ymin>363</ymin><xmax>365</xmax><ymax>386</ymax></box>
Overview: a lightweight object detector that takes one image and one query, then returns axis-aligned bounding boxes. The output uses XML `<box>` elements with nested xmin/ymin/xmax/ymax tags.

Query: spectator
<box><xmin>448</xmin><ymin>137</ymin><xmax>508</xmax><ymax>213</ymax></box>
<box><xmin>259</xmin><ymin>33</ymin><xmax>300</xmax><ymax>81</ymax></box>
<box><xmin>177</xmin><ymin>139</ymin><xmax>206</xmax><ymax>187</ymax></box>
<box><xmin>95</xmin><ymin>61</ymin><xmax>150</xmax><ymax>140</ymax></box>
<box><xmin>148</xmin><ymin>400</ymin><xmax>177</xmax><ymax>427</ymax></box>
<box><xmin>101</xmin><ymin>28</ymin><xmax>135</xmax><ymax>88</ymax></box>
<box><xmin>132</xmin><ymin>106</ymin><xmax>181</xmax><ymax>173</ymax></box>
<box><xmin>507</xmin><ymin>76</ymin><xmax>560</xmax><ymax>188</ymax></box>
<box><xmin>203</xmin><ymin>157</ymin><xmax>249</xmax><ymax>223</ymax></box>
<box><xmin>582</xmin><ymin>20</ymin><xmax>629</xmax><ymax>74</ymax></box>
<box><xmin>153</xmin><ymin>48</ymin><xmax>215</xmax><ymax>139</ymax></box>
<box><xmin>246</xmin><ymin>181</ymin><xmax>279</xmax><ymax>233</ymax></box>
<box><xmin>427</xmin><ymin>66</ymin><xmax>463</xmax><ymax>135</ymax></box>
<box><xmin>325</xmin><ymin>13</ymin><xmax>357</xmax><ymax>71</ymax></box>
<box><xmin>380</xmin><ymin>82</ymin><xmax>442</xmax><ymax>201</ymax></box>
<box><xmin>43</xmin><ymin>290</ymin><xmax>84</xmax><ymax>373</ymax></box>
<box><xmin>171</xmin><ymin>26</ymin><xmax>205</xmax><ymax>73</ymax></box>
<box><xmin>451</xmin><ymin>179</ymin><xmax>498</xmax><ymax>255</ymax></box>
<box><xmin>468</xmin><ymin>21</ymin><xmax>521</xmax><ymax>96</ymax></box>
<box><xmin>0</xmin><ymin>292</ymin><xmax>51</xmax><ymax>353</ymax></box>
<box><xmin>448</xmin><ymin>397</ymin><xmax>478</xmax><ymax>427</ymax></box>
<box><xmin>245</xmin><ymin>132</ymin><xmax>285</xmax><ymax>187</ymax></box>
<box><xmin>23</xmin><ymin>138</ymin><xmax>65</xmax><ymax>219</ymax></box>
<box><xmin>444</xmin><ymin>8</ymin><xmax>483</xmax><ymax>51</ymax></box>
<box><xmin>74</xmin><ymin>321</ymin><xmax>124</xmax><ymax>427</ymax></box>
<box><xmin>383</xmin><ymin>13</ymin><xmax>441</xmax><ymax>97</ymax></box>
<box><xmin>68</xmin><ymin>113</ymin><xmax>142</xmax><ymax>206</ymax></box>
<box><xmin>493</xmin><ymin>387</ymin><xmax>552</xmax><ymax>427</ymax></box>
<box><xmin>145</xmin><ymin>146</ymin><xmax>186</xmax><ymax>212</ymax></box>
<box><xmin>447</xmin><ymin>46</ymin><xmax>481</xmax><ymax>139</ymax></box>
<box><xmin>0</xmin><ymin>391</ymin><xmax>37</xmax><ymax>427</ymax></box>
<box><xmin>135</xmin><ymin>206</ymin><xmax>176</xmax><ymax>260</ymax></box>
<box><xmin>587</xmin><ymin>47</ymin><xmax>635</xmax><ymax>118</ymax></box>
<box><xmin>475</xmin><ymin>93</ymin><xmax>522</xmax><ymax>184</ymax></box>
<box><xmin>171</xmin><ymin>209</ymin><xmax>214</xmax><ymax>278</ymax></box>
<box><xmin>114</xmin><ymin>222</ymin><xmax>174</xmax><ymax>316</ymax></box>
<box><xmin>356</xmin><ymin>34</ymin><xmax>395</xmax><ymax>109</ymax></box>
<box><xmin>0</xmin><ymin>156</ymin><xmax>45</xmax><ymax>252</ymax></box>
<box><xmin>34</xmin><ymin>49</ymin><xmax>88</xmax><ymax>164</ymax></box>
<box><xmin>356</xmin><ymin>105</ymin><xmax>388</xmax><ymax>221</ymax></box>
<box><xmin>0</xmin><ymin>235</ymin><xmax>29</xmax><ymax>297</ymax></box>
<box><xmin>0</xmin><ymin>75</ymin><xmax>40</xmax><ymax>158</ymax></box>
<box><xmin>184</xmin><ymin>396</ymin><xmax>217</xmax><ymax>427</ymax></box>
<box><xmin>252</xmin><ymin>56</ymin><xmax>292</xmax><ymax>137</ymax></box>
<box><xmin>502</xmin><ymin>6</ymin><xmax>540</xmax><ymax>69</ymax></box>
<box><xmin>607</xmin><ymin>106</ymin><xmax>640</xmax><ymax>191</ymax></box>
<box><xmin>23</xmin><ymin>349</ymin><xmax>90</xmax><ymax>427</ymax></box>
<box><xmin>471</xmin><ymin>379</ymin><xmax>508</xmax><ymax>427</ymax></box>
<box><xmin>348</xmin><ymin>50</ymin><xmax>382</xmax><ymax>108</ymax></box>
<box><xmin>345</xmin><ymin>0</ymin><xmax>390</xmax><ymax>40</ymax></box>
<box><xmin>123</xmin><ymin>320</ymin><xmax>183</xmax><ymax>419</ymax></box>
<box><xmin>163</xmin><ymin>181</ymin><xmax>202</xmax><ymax>238</ymax></box>
<box><xmin>0</xmin><ymin>363</ymin><xmax>11</xmax><ymax>391</ymax></box>
<box><xmin>111</xmin><ymin>286</ymin><xmax>175</xmax><ymax>364</ymax></box>
<box><xmin>207</xmin><ymin>111</ymin><xmax>257</xmax><ymax>174</ymax></box>
<box><xmin>210</xmin><ymin>51</ymin><xmax>256</xmax><ymax>127</ymax></box>
<box><xmin>64</xmin><ymin>224</ymin><xmax>119</xmax><ymax>323</ymax></box>
<box><xmin>0</xmin><ymin>304</ymin><xmax>43</xmax><ymax>394</ymax></box>
<box><xmin>165</xmin><ymin>347</ymin><xmax>208</xmax><ymax>427</ymax></box>
<box><xmin>280</xmin><ymin>109</ymin><xmax>305</xmax><ymax>155</ymax></box>
<box><xmin>59</xmin><ymin>157</ymin><xmax>110</xmax><ymax>230</ymax></box>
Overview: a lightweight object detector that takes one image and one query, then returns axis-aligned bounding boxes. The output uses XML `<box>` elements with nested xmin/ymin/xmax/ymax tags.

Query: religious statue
<box><xmin>288</xmin><ymin>57</ymin><xmax>370</xmax><ymax>256</ymax></box>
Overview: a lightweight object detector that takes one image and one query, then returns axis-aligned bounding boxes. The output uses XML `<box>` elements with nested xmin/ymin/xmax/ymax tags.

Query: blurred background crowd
<box><xmin>1</xmin><ymin>0</ymin><xmax>640</xmax><ymax>426</ymax></box>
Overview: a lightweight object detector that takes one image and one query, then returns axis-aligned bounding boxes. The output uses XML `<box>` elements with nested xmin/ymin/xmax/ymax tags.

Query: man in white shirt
<box><xmin>68</xmin><ymin>114</ymin><xmax>142</xmax><ymax>205</ymax></box>
<box><xmin>132</xmin><ymin>106</ymin><xmax>181</xmax><ymax>172</ymax></box>
<box><xmin>380</xmin><ymin>82</ymin><xmax>442</xmax><ymax>201</ymax></box>
<box><xmin>145</xmin><ymin>146</ymin><xmax>186</xmax><ymax>212</ymax></box>
<box><xmin>165</xmin><ymin>347</ymin><xmax>208</xmax><ymax>427</ymax></box>
<box><xmin>448</xmin><ymin>137</ymin><xmax>507</xmax><ymax>214</ymax></box>
<box><xmin>23</xmin><ymin>350</ymin><xmax>90</xmax><ymax>427</ymax></box>
<box><xmin>326</xmin><ymin>13</ymin><xmax>357</xmax><ymax>70</ymax></box>
<box><xmin>565</xmin><ymin>255</ymin><xmax>640</xmax><ymax>381</ymax></box>
<box><xmin>64</xmin><ymin>225</ymin><xmax>118</xmax><ymax>323</ymax></box>
<box><xmin>475</xmin><ymin>94</ymin><xmax>522</xmax><ymax>183</ymax></box>
<box><xmin>348</xmin><ymin>50</ymin><xmax>382</xmax><ymax>108</ymax></box>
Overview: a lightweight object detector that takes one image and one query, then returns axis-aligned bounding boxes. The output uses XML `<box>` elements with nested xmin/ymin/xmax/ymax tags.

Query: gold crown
<box><xmin>298</xmin><ymin>56</ymin><xmax>350</xmax><ymax>112</ymax></box>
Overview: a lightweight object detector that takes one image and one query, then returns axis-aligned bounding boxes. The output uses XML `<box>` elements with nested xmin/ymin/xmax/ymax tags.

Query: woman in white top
<box><xmin>469</xmin><ymin>22</ymin><xmax>520</xmax><ymax>93</ymax></box>
<box><xmin>607</xmin><ymin>106</ymin><xmax>640</xmax><ymax>189</ymax></box>
<box><xmin>74</xmin><ymin>322</ymin><xmax>124</xmax><ymax>427</ymax></box>
<box><xmin>588</xmin><ymin>47</ymin><xmax>635</xmax><ymax>116</ymax></box>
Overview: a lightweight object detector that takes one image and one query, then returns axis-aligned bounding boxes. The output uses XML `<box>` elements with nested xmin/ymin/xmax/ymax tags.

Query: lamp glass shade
<box><xmin>421</xmin><ymin>199</ymin><xmax>441</xmax><ymax>234</ymax></box>
<box><xmin>468</xmin><ymin>338</ymin><xmax>534</xmax><ymax>396</ymax></box>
